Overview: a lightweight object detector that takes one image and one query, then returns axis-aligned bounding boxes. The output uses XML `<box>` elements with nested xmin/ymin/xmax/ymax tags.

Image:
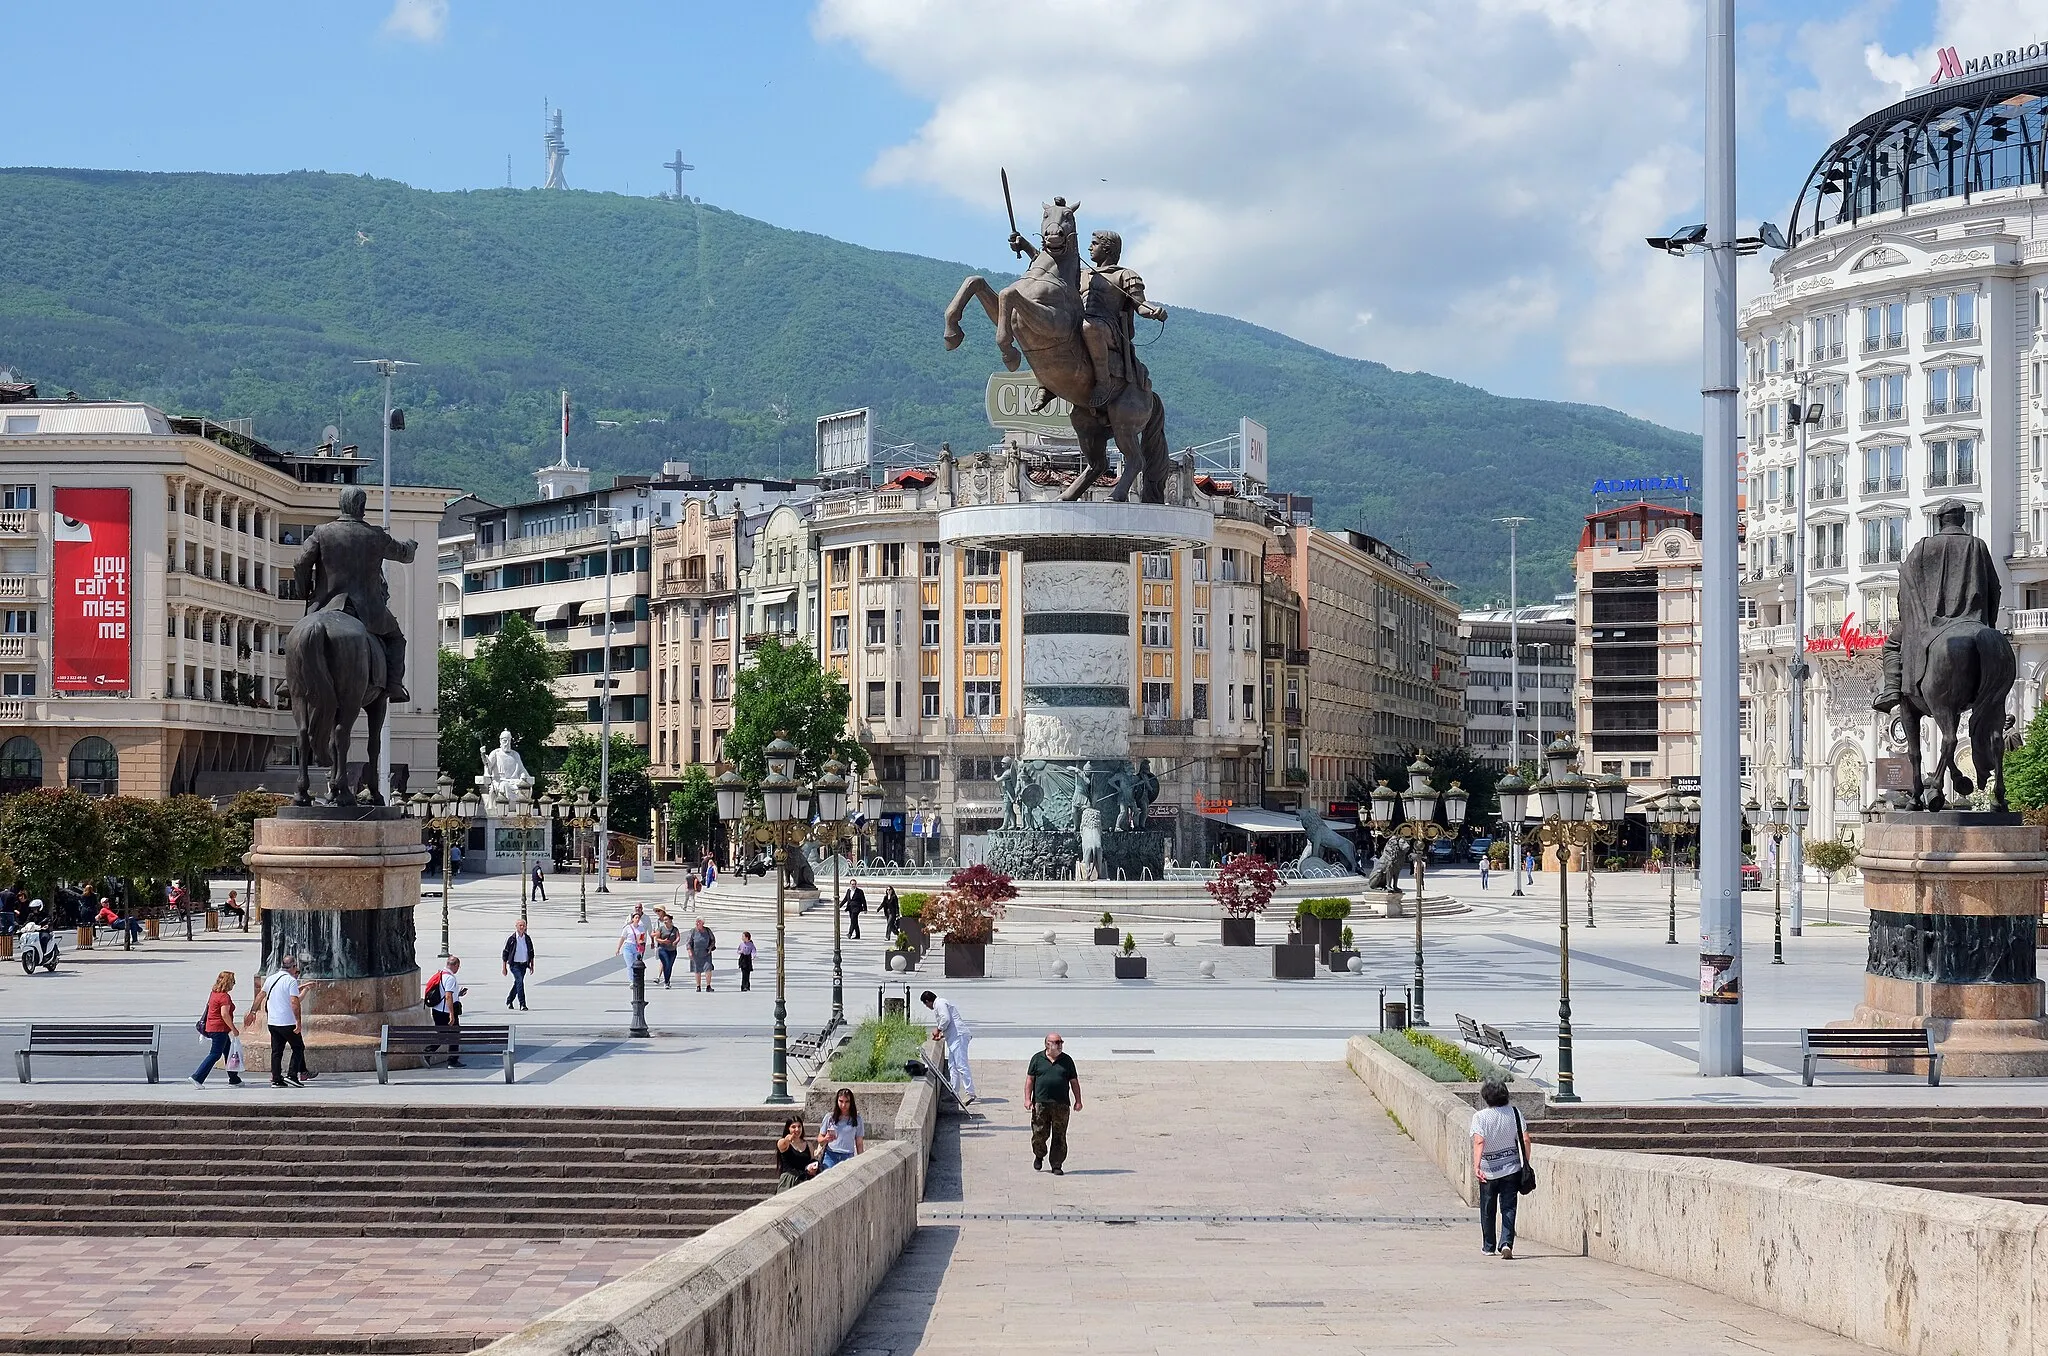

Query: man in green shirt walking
<box><xmin>1025</xmin><ymin>1032</ymin><xmax>1082</xmax><ymax>1175</ymax></box>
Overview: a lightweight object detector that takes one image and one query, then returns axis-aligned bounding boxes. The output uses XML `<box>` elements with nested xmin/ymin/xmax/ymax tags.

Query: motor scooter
<box><xmin>18</xmin><ymin>920</ymin><xmax>58</xmax><ymax>974</ymax></box>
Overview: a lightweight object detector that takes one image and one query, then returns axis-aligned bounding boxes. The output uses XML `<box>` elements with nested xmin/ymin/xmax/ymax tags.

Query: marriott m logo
<box><xmin>1931</xmin><ymin>46</ymin><xmax>1964</xmax><ymax>84</ymax></box>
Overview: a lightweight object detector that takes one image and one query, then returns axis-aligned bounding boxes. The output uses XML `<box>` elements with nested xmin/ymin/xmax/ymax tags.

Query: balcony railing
<box><xmin>1283</xmin><ymin>704</ymin><xmax>1304</xmax><ymax>726</ymax></box>
<box><xmin>1953</xmin><ymin>394</ymin><xmax>1977</xmax><ymax>413</ymax></box>
<box><xmin>0</xmin><ymin>636</ymin><xmax>27</xmax><ymax>660</ymax></box>
<box><xmin>0</xmin><ymin>699</ymin><xmax>22</xmax><ymax>722</ymax></box>
<box><xmin>1860</xmin><ymin>548</ymin><xmax>1903</xmax><ymax>566</ymax></box>
<box><xmin>1261</xmin><ymin>641</ymin><xmax>1284</xmax><ymax>660</ymax></box>
<box><xmin>0</xmin><ymin>510</ymin><xmax>33</xmax><ymax>536</ymax></box>
<box><xmin>1811</xmin><ymin>552</ymin><xmax>1845</xmax><ymax>571</ymax></box>
<box><xmin>1140</xmin><ymin>717</ymin><xmax>1195</xmax><ymax>737</ymax></box>
<box><xmin>944</xmin><ymin>715</ymin><xmax>1012</xmax><ymax>735</ymax></box>
<box><xmin>1931</xmin><ymin>324</ymin><xmax>1976</xmax><ymax>343</ymax></box>
<box><xmin>0</xmin><ymin>577</ymin><xmax>29</xmax><ymax>600</ymax></box>
<box><xmin>1283</xmin><ymin>767</ymin><xmax>1309</xmax><ymax>786</ymax></box>
<box><xmin>1862</xmin><ymin>475</ymin><xmax>1906</xmax><ymax>494</ymax></box>
<box><xmin>1286</xmin><ymin>648</ymin><xmax>1310</xmax><ymax>666</ymax></box>
<box><xmin>2014</xmin><ymin>609</ymin><xmax>2048</xmax><ymax>636</ymax></box>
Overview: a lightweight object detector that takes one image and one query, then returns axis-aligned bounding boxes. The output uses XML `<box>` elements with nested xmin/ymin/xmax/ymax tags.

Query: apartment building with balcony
<box><xmin>0</xmin><ymin>395</ymin><xmax>448</xmax><ymax>797</ymax></box>
<box><xmin>1260</xmin><ymin>568</ymin><xmax>1311</xmax><ymax>811</ymax></box>
<box><xmin>1284</xmin><ymin>526</ymin><xmax>1463</xmax><ymax>810</ymax></box>
<box><xmin>1575</xmin><ymin>502</ymin><xmax>1703</xmax><ymax>799</ymax></box>
<box><xmin>1459</xmin><ymin>600</ymin><xmax>1576</xmax><ymax>772</ymax></box>
<box><xmin>440</xmin><ymin>454</ymin><xmax>809</xmax><ymax>770</ymax></box>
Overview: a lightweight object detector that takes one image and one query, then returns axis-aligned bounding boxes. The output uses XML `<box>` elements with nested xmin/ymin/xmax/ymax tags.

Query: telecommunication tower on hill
<box><xmin>542</xmin><ymin>101</ymin><xmax>569</xmax><ymax>190</ymax></box>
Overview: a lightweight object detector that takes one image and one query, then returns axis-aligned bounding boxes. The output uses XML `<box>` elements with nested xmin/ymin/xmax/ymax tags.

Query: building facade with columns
<box><xmin>1738</xmin><ymin>51</ymin><xmax>2048</xmax><ymax>838</ymax></box>
<box><xmin>0</xmin><ymin>396</ymin><xmax>448</xmax><ymax>798</ymax></box>
<box><xmin>1459</xmin><ymin>600</ymin><xmax>1576</xmax><ymax>773</ymax></box>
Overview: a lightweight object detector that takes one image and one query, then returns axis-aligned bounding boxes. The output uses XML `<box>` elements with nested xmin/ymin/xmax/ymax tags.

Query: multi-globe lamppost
<box><xmin>408</xmin><ymin>773</ymin><xmax>482</xmax><ymax>959</ymax></box>
<box><xmin>552</xmin><ymin>792</ymin><xmax>605</xmax><ymax>924</ymax></box>
<box><xmin>1647</xmin><ymin>791</ymin><xmax>1702</xmax><ymax>944</ymax></box>
<box><xmin>1744</xmin><ymin>794</ymin><xmax>1808</xmax><ymax>966</ymax></box>
<box><xmin>809</xmin><ymin>757</ymin><xmax>857</xmax><ymax>1032</ymax></box>
<box><xmin>1497</xmin><ymin>736</ymin><xmax>1628</xmax><ymax>1104</ymax></box>
<box><xmin>715</xmin><ymin>734</ymin><xmax>806</xmax><ymax>1106</ymax></box>
<box><xmin>1363</xmin><ymin>756</ymin><xmax>1467</xmax><ymax>1029</ymax></box>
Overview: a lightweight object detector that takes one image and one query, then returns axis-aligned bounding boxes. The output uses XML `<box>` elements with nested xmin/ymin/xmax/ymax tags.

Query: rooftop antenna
<box><xmin>543</xmin><ymin>100</ymin><xmax>568</xmax><ymax>190</ymax></box>
<box><xmin>558</xmin><ymin>389</ymin><xmax>571</xmax><ymax>466</ymax></box>
<box><xmin>506</xmin><ymin>154</ymin><xmax>513</xmax><ymax>189</ymax></box>
<box><xmin>663</xmin><ymin>149</ymin><xmax>694</xmax><ymax>200</ymax></box>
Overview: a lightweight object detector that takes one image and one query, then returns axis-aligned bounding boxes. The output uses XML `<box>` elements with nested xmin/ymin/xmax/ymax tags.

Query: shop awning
<box><xmin>530</xmin><ymin>601</ymin><xmax>580</xmax><ymax>626</ymax></box>
<box><xmin>754</xmin><ymin>588</ymin><xmax>797</xmax><ymax>607</ymax></box>
<box><xmin>1202</xmin><ymin>807</ymin><xmax>1309</xmax><ymax>834</ymax></box>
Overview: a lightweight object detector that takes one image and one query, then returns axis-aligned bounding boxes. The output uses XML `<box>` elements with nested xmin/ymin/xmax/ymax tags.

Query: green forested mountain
<box><xmin>0</xmin><ymin>167</ymin><xmax>1698</xmax><ymax>597</ymax></box>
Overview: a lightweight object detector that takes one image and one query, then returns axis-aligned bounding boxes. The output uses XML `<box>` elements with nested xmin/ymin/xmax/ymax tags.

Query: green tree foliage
<box><xmin>159</xmin><ymin>795</ymin><xmax>230</xmax><ymax>900</ymax></box>
<box><xmin>1365</xmin><ymin>743</ymin><xmax>1502</xmax><ymax>830</ymax></box>
<box><xmin>221</xmin><ymin>789</ymin><xmax>288</xmax><ymax>873</ymax></box>
<box><xmin>1</xmin><ymin>789</ymin><xmax>107</xmax><ymax>902</ymax></box>
<box><xmin>558</xmin><ymin>732</ymin><xmax>653</xmax><ymax>838</ymax></box>
<box><xmin>0</xmin><ymin>168</ymin><xmax>1698</xmax><ymax>599</ymax></box>
<box><xmin>99</xmin><ymin>797</ymin><xmax>176</xmax><ymax>911</ymax></box>
<box><xmin>2005</xmin><ymin>703</ymin><xmax>2048</xmax><ymax>810</ymax></box>
<box><xmin>438</xmin><ymin>614</ymin><xmax>564</xmax><ymax>792</ymax></box>
<box><xmin>727</xmin><ymin>636</ymin><xmax>867</xmax><ymax>784</ymax></box>
<box><xmin>666</xmin><ymin>765</ymin><xmax>720</xmax><ymax>858</ymax></box>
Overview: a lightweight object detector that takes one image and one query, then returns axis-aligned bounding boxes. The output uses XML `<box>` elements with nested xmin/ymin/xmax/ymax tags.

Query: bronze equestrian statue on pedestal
<box><xmin>944</xmin><ymin>189</ymin><xmax>1173</xmax><ymax>503</ymax></box>
<box><xmin>1872</xmin><ymin>500</ymin><xmax>2014</xmax><ymax>810</ymax></box>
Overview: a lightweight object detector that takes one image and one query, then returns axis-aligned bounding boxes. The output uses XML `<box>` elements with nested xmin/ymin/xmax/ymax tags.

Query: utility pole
<box><xmin>1698</xmin><ymin>0</ymin><xmax>1744</xmax><ymax>1075</ymax></box>
<box><xmin>355</xmin><ymin>358</ymin><xmax>416</xmax><ymax>803</ymax></box>
<box><xmin>1497</xmin><ymin>516</ymin><xmax>1529</xmax><ymax>896</ymax></box>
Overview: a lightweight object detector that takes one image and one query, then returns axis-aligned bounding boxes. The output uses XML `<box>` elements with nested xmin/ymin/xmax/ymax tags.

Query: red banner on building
<box><xmin>52</xmin><ymin>487</ymin><xmax>131</xmax><ymax>692</ymax></box>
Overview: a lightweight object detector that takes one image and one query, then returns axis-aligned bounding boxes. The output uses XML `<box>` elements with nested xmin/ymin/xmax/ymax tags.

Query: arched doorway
<box><xmin>66</xmin><ymin>736</ymin><xmax>118</xmax><ymax>797</ymax></box>
<box><xmin>0</xmin><ymin>736</ymin><xmax>43</xmax><ymax>795</ymax></box>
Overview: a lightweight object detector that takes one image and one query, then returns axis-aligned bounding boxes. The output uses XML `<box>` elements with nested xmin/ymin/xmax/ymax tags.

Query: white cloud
<box><xmin>815</xmin><ymin>0</ymin><xmax>1710</xmax><ymax>420</ymax></box>
<box><xmin>382</xmin><ymin>0</ymin><xmax>448</xmax><ymax>45</ymax></box>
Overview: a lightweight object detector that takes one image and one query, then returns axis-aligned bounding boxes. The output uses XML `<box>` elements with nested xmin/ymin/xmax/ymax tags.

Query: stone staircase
<box><xmin>0</xmin><ymin>1102</ymin><xmax>789</xmax><ymax>1237</ymax></box>
<box><xmin>1541</xmin><ymin>1105</ymin><xmax>2048</xmax><ymax>1205</ymax></box>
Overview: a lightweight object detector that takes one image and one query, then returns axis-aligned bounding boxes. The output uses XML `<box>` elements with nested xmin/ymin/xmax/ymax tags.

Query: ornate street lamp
<box><xmin>861</xmin><ymin>783</ymin><xmax>886</xmax><ymax>864</ymax></box>
<box><xmin>1745</xmin><ymin>795</ymin><xmax>1799</xmax><ymax>966</ymax></box>
<box><xmin>553</xmin><ymin>792</ymin><xmax>603</xmax><ymax>924</ymax></box>
<box><xmin>409</xmin><ymin>773</ymin><xmax>480</xmax><ymax>960</ymax></box>
<box><xmin>1368</xmin><ymin>755</ymin><xmax>1464</xmax><ymax>1027</ymax></box>
<box><xmin>1517</xmin><ymin>735</ymin><xmax>1615</xmax><ymax>1104</ymax></box>
<box><xmin>813</xmin><ymin>757</ymin><xmax>853</xmax><ymax>1030</ymax></box>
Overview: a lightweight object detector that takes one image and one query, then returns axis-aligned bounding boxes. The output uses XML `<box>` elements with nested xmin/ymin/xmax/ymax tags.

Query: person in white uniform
<box><xmin>920</xmin><ymin>989</ymin><xmax>975</xmax><ymax>1103</ymax></box>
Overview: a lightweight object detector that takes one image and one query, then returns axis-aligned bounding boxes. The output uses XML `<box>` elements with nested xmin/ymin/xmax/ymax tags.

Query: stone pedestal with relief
<box><xmin>243</xmin><ymin>806</ymin><xmax>431</xmax><ymax>1074</ymax></box>
<box><xmin>1844</xmin><ymin>812</ymin><xmax>2048</xmax><ymax>1077</ymax></box>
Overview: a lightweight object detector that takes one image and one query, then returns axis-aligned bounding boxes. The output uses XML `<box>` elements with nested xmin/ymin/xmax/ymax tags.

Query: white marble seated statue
<box><xmin>480</xmin><ymin>730</ymin><xmax>532</xmax><ymax>812</ymax></box>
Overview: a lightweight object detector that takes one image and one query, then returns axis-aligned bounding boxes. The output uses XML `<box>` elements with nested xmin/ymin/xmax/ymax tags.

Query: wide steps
<box><xmin>0</xmin><ymin>1103</ymin><xmax>788</xmax><ymax>1236</ymax></box>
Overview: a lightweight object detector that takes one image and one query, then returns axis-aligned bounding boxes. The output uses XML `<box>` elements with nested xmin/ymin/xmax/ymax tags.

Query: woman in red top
<box><xmin>191</xmin><ymin>970</ymin><xmax>241</xmax><ymax>1086</ymax></box>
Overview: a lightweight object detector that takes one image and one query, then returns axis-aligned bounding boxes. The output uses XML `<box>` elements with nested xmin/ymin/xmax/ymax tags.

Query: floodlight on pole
<box><xmin>354</xmin><ymin>357</ymin><xmax>416</xmax><ymax>804</ymax></box>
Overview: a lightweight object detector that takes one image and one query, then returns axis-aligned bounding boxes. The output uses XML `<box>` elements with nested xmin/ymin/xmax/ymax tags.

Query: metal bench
<box><xmin>16</xmin><ymin>1023</ymin><xmax>160</xmax><ymax>1083</ymax></box>
<box><xmin>1454</xmin><ymin>1013</ymin><xmax>1485</xmax><ymax>1050</ymax></box>
<box><xmin>1480</xmin><ymin>1023</ymin><xmax>1543</xmax><ymax>1076</ymax></box>
<box><xmin>377</xmin><ymin>1024</ymin><xmax>516</xmax><ymax>1084</ymax></box>
<box><xmin>1801</xmin><ymin>1027</ymin><xmax>1942</xmax><ymax>1086</ymax></box>
<box><xmin>788</xmin><ymin>1022</ymin><xmax>844</xmax><ymax>1086</ymax></box>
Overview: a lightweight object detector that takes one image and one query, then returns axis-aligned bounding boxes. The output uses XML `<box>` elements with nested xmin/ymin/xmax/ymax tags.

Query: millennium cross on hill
<box><xmin>664</xmin><ymin>150</ymin><xmax>694</xmax><ymax>200</ymax></box>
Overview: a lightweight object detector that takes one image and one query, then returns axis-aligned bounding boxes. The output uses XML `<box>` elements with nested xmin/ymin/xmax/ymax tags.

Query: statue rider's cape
<box><xmin>1897</xmin><ymin>529</ymin><xmax>2001</xmax><ymax>693</ymax></box>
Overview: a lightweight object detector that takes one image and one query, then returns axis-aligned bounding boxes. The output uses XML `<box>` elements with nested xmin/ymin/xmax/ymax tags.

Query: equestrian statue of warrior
<box><xmin>944</xmin><ymin>190</ymin><xmax>1174</xmax><ymax>503</ymax></box>
<box><xmin>1870</xmin><ymin>499</ymin><xmax>2015</xmax><ymax>810</ymax></box>
<box><xmin>283</xmin><ymin>487</ymin><xmax>416</xmax><ymax>806</ymax></box>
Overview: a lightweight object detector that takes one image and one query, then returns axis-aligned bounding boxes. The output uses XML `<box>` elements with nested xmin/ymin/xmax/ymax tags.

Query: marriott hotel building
<box><xmin>1740</xmin><ymin>47</ymin><xmax>2048</xmax><ymax>841</ymax></box>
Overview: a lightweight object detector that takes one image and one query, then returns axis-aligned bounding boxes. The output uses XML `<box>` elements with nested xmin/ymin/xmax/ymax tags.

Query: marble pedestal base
<box><xmin>244</xmin><ymin>807</ymin><xmax>431</xmax><ymax>1074</ymax></box>
<box><xmin>1841</xmin><ymin>815</ymin><xmax>2048</xmax><ymax>1077</ymax></box>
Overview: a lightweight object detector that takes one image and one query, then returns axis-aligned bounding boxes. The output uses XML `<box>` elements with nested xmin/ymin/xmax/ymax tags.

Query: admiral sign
<box><xmin>1930</xmin><ymin>39</ymin><xmax>2048</xmax><ymax>85</ymax></box>
<box><xmin>1591</xmin><ymin>474</ymin><xmax>1693</xmax><ymax>495</ymax></box>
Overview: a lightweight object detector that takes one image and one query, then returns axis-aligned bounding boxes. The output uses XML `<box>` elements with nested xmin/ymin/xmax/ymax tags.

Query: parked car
<box><xmin>1740</xmin><ymin>861</ymin><xmax>1763</xmax><ymax>890</ymax></box>
<box><xmin>1428</xmin><ymin>840</ymin><xmax>1457</xmax><ymax>864</ymax></box>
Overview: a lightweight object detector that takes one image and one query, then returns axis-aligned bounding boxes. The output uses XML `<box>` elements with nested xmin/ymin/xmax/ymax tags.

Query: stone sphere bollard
<box><xmin>1052</xmin><ymin>959</ymin><xmax>1069</xmax><ymax>978</ymax></box>
<box><xmin>889</xmin><ymin>953</ymin><xmax>908</xmax><ymax>972</ymax></box>
<box><xmin>1162</xmin><ymin>932</ymin><xmax>1176</xmax><ymax>946</ymax></box>
<box><xmin>1348</xmin><ymin>956</ymin><xmax>1364</xmax><ymax>974</ymax></box>
<box><xmin>1199</xmin><ymin>960</ymin><xmax>1217</xmax><ymax>978</ymax></box>
<box><xmin>1043</xmin><ymin>930</ymin><xmax>1058</xmax><ymax>944</ymax></box>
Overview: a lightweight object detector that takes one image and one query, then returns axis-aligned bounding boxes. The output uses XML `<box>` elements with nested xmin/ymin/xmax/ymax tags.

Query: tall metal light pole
<box><xmin>355</xmin><ymin>358</ymin><xmax>415</xmax><ymax>802</ymax></box>
<box><xmin>1497</xmin><ymin>516</ymin><xmax>1530</xmax><ymax>896</ymax></box>
<box><xmin>1787</xmin><ymin>368</ymin><xmax>1815</xmax><ymax>938</ymax></box>
<box><xmin>597</xmin><ymin>513</ymin><xmax>617</xmax><ymax>892</ymax></box>
<box><xmin>718</xmin><ymin>737</ymin><xmax>803</xmax><ymax>1105</ymax></box>
<box><xmin>1699</xmin><ymin>0</ymin><xmax>1744</xmax><ymax>1074</ymax></box>
<box><xmin>1365</xmin><ymin>758</ymin><xmax>1468</xmax><ymax>1029</ymax></box>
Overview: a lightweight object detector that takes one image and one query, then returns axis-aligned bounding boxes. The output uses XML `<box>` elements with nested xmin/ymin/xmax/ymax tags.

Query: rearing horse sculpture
<box><xmin>943</xmin><ymin>197</ymin><xmax>1170</xmax><ymax>503</ymax></box>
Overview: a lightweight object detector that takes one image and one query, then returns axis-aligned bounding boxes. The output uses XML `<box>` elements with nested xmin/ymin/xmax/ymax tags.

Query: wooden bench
<box><xmin>16</xmin><ymin>1023</ymin><xmax>160</xmax><ymax>1083</ymax></box>
<box><xmin>1801</xmin><ymin>1027</ymin><xmax>1942</xmax><ymax>1086</ymax></box>
<box><xmin>377</xmin><ymin>1024</ymin><xmax>516</xmax><ymax>1084</ymax></box>
<box><xmin>1454</xmin><ymin>1013</ymin><xmax>1543</xmax><ymax>1076</ymax></box>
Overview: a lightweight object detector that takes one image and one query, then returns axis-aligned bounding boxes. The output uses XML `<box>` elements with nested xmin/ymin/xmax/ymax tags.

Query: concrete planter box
<box><xmin>1093</xmin><ymin>927</ymin><xmax>1121</xmax><ymax>946</ymax></box>
<box><xmin>1113</xmin><ymin>955</ymin><xmax>1148</xmax><ymax>980</ymax></box>
<box><xmin>1272</xmin><ymin>943</ymin><xmax>1316</xmax><ymax>979</ymax></box>
<box><xmin>899</xmin><ymin>919</ymin><xmax>929</xmax><ymax>958</ymax></box>
<box><xmin>942</xmin><ymin>941</ymin><xmax>987</xmax><ymax>979</ymax></box>
<box><xmin>884</xmin><ymin>947</ymin><xmax>917</xmax><ymax>973</ymax></box>
<box><xmin>1328</xmin><ymin>948</ymin><xmax>1359</xmax><ymax>973</ymax></box>
<box><xmin>1220</xmin><ymin>918</ymin><xmax>1258</xmax><ymax>946</ymax></box>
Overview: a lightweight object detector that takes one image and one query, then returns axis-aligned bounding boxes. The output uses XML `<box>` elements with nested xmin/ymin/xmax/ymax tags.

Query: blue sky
<box><xmin>0</xmin><ymin>1</ymin><xmax>1982</xmax><ymax>431</ymax></box>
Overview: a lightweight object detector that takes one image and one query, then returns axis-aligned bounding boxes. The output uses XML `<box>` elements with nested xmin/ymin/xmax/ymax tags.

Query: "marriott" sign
<box><xmin>1930</xmin><ymin>40</ymin><xmax>2048</xmax><ymax>86</ymax></box>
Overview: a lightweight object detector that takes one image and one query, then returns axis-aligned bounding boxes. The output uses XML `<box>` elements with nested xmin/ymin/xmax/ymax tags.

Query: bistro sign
<box><xmin>1805</xmin><ymin>613</ymin><xmax>1887</xmax><ymax>655</ymax></box>
<box><xmin>1591</xmin><ymin>475</ymin><xmax>1692</xmax><ymax>495</ymax></box>
<box><xmin>1930</xmin><ymin>40</ymin><xmax>2048</xmax><ymax>86</ymax></box>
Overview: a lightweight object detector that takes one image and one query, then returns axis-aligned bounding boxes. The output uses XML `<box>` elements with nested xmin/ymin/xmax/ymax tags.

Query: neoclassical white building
<box><xmin>1740</xmin><ymin>53</ymin><xmax>2048</xmax><ymax>839</ymax></box>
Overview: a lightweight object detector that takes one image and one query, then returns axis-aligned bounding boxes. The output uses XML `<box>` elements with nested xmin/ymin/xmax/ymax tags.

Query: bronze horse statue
<box><xmin>284</xmin><ymin>603</ymin><xmax>390</xmax><ymax>807</ymax></box>
<box><xmin>1901</xmin><ymin>617</ymin><xmax>2013</xmax><ymax>810</ymax></box>
<box><xmin>943</xmin><ymin>197</ymin><xmax>1170</xmax><ymax>503</ymax></box>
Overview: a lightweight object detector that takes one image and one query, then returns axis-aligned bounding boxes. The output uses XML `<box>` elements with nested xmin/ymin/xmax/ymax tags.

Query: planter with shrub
<box><xmin>1207</xmin><ymin>853</ymin><xmax>1276</xmax><ymax>946</ymax></box>
<box><xmin>885</xmin><ymin>929</ymin><xmax>918</xmax><ymax>973</ymax></box>
<box><xmin>1094</xmin><ymin>910</ymin><xmax>1121</xmax><ymax>946</ymax></box>
<box><xmin>925</xmin><ymin>866</ymin><xmax>1014</xmax><ymax>980</ymax></box>
<box><xmin>897</xmin><ymin>892</ymin><xmax>931</xmax><ymax>958</ymax></box>
<box><xmin>1113</xmin><ymin>931</ymin><xmax>1147</xmax><ymax>980</ymax></box>
<box><xmin>1300</xmin><ymin>898</ymin><xmax>1352</xmax><ymax>960</ymax></box>
<box><xmin>1328</xmin><ymin>925</ymin><xmax>1358</xmax><ymax>972</ymax></box>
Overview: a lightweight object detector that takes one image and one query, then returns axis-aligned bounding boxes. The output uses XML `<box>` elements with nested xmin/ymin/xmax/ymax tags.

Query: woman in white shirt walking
<box><xmin>1469</xmin><ymin>1079</ymin><xmax>1532</xmax><ymax>1258</ymax></box>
